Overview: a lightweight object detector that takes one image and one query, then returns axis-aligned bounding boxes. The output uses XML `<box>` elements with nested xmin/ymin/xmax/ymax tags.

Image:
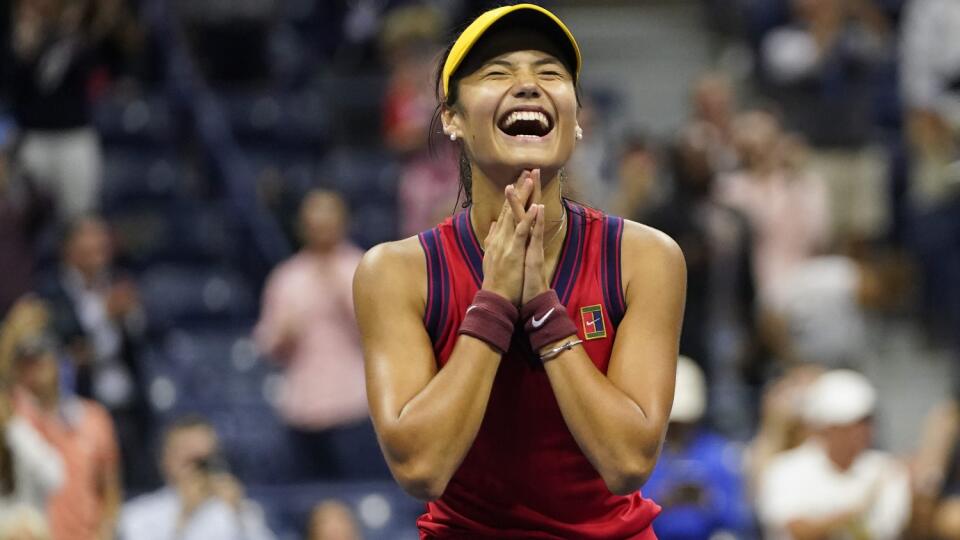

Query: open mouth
<box><xmin>497</xmin><ymin>107</ymin><xmax>554</xmax><ymax>139</ymax></box>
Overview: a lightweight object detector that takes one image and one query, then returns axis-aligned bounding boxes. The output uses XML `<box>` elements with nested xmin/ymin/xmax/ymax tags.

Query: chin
<box><xmin>498</xmin><ymin>145</ymin><xmax>568</xmax><ymax>171</ymax></box>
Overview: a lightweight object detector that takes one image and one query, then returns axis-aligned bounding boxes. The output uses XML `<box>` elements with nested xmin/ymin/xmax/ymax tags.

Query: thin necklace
<box><xmin>544</xmin><ymin>204</ymin><xmax>567</xmax><ymax>251</ymax></box>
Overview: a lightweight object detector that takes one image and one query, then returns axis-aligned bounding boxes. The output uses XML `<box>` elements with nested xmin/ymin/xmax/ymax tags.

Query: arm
<box><xmin>96</xmin><ymin>407</ymin><xmax>122</xmax><ymax>540</ymax></box>
<box><xmin>354</xmin><ymin>243</ymin><xmax>501</xmax><ymax>501</ymax></box>
<box><xmin>355</xmin><ymin>186</ymin><xmax>536</xmax><ymax>500</ymax></box>
<box><xmin>253</xmin><ymin>267</ymin><xmax>298</xmax><ymax>361</ymax></box>
<box><xmin>536</xmin><ymin>222</ymin><xmax>686</xmax><ymax>494</ymax></box>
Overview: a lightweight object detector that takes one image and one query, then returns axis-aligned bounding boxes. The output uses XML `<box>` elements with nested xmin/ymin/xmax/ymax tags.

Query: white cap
<box><xmin>671</xmin><ymin>356</ymin><xmax>706</xmax><ymax>423</ymax></box>
<box><xmin>803</xmin><ymin>369</ymin><xmax>877</xmax><ymax>428</ymax></box>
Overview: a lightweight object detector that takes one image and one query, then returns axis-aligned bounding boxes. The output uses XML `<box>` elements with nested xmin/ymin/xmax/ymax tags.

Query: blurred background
<box><xmin>0</xmin><ymin>0</ymin><xmax>958</xmax><ymax>539</ymax></box>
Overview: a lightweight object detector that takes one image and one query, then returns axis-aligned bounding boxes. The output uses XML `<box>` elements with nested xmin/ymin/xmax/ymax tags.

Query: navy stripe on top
<box><xmin>601</xmin><ymin>216</ymin><xmax>627</xmax><ymax>327</ymax></box>
<box><xmin>419</xmin><ymin>228</ymin><xmax>449</xmax><ymax>346</ymax></box>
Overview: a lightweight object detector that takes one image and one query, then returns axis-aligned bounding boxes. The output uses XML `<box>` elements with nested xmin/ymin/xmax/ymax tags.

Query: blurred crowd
<box><xmin>0</xmin><ymin>0</ymin><xmax>959</xmax><ymax>539</ymax></box>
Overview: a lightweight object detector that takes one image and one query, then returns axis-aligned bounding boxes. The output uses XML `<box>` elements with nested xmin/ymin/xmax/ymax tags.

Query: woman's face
<box><xmin>443</xmin><ymin>31</ymin><xmax>579</xmax><ymax>181</ymax></box>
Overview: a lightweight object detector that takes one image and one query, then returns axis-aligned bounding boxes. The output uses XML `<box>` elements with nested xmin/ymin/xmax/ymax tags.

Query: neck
<box><xmin>469</xmin><ymin>167</ymin><xmax>567</xmax><ymax>246</ymax></box>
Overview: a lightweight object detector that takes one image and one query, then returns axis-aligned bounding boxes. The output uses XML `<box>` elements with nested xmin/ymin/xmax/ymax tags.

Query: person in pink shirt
<box><xmin>254</xmin><ymin>190</ymin><xmax>387</xmax><ymax>479</ymax></box>
<box><xmin>716</xmin><ymin>110</ymin><xmax>831</xmax><ymax>305</ymax></box>
<box><xmin>12</xmin><ymin>333</ymin><xmax>121</xmax><ymax>540</ymax></box>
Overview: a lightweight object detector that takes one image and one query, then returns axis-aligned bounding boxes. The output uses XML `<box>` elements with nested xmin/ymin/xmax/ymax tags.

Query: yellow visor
<box><xmin>441</xmin><ymin>3</ymin><xmax>582</xmax><ymax>100</ymax></box>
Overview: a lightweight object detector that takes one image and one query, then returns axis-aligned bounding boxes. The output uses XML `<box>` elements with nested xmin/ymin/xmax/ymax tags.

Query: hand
<box><xmin>481</xmin><ymin>176</ymin><xmax>538</xmax><ymax>305</ymax></box>
<box><xmin>522</xmin><ymin>201</ymin><xmax>547</xmax><ymax>305</ymax></box>
<box><xmin>106</xmin><ymin>280</ymin><xmax>139</xmax><ymax>320</ymax></box>
<box><xmin>177</xmin><ymin>469</ymin><xmax>211</xmax><ymax>523</ymax></box>
<box><xmin>209</xmin><ymin>473</ymin><xmax>244</xmax><ymax>511</ymax></box>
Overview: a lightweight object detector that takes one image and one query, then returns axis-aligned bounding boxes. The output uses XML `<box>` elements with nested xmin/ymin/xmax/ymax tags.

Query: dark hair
<box><xmin>162</xmin><ymin>414</ymin><xmax>215</xmax><ymax>444</ymax></box>
<box><xmin>427</xmin><ymin>18</ymin><xmax>583</xmax><ymax>210</ymax></box>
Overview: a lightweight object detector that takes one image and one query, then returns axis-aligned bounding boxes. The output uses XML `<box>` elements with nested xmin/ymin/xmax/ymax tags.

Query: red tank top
<box><xmin>416</xmin><ymin>201</ymin><xmax>661</xmax><ymax>539</ymax></box>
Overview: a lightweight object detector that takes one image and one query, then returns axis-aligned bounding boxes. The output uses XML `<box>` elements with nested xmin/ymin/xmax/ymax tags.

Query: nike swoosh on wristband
<box><xmin>531</xmin><ymin>307</ymin><xmax>555</xmax><ymax>328</ymax></box>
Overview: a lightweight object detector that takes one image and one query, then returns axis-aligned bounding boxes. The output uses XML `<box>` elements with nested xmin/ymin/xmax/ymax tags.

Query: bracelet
<box><xmin>539</xmin><ymin>339</ymin><xmax>583</xmax><ymax>362</ymax></box>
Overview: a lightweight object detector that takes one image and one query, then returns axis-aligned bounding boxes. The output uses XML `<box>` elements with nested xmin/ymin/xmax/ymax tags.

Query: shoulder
<box><xmin>122</xmin><ymin>488</ymin><xmax>176</xmax><ymax>522</ymax></box>
<box><xmin>356</xmin><ymin>236</ymin><xmax>426</xmax><ymax>279</ymax></box>
<box><xmin>77</xmin><ymin>398</ymin><xmax>116</xmax><ymax>435</ymax></box>
<box><xmin>354</xmin><ymin>236</ymin><xmax>427</xmax><ymax>303</ymax></box>
<box><xmin>619</xmin><ymin>219</ymin><xmax>686</xmax><ymax>289</ymax></box>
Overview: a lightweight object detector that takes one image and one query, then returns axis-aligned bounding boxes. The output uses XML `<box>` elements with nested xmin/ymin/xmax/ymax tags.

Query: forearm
<box><xmin>543</xmin><ymin>343</ymin><xmax>664</xmax><ymax>494</ymax></box>
<box><xmin>379</xmin><ymin>336</ymin><xmax>502</xmax><ymax>499</ymax></box>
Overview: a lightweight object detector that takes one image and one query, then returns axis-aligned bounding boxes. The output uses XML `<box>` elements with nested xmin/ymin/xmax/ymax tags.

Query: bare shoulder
<box><xmin>620</xmin><ymin>220</ymin><xmax>685</xmax><ymax>272</ymax></box>
<box><xmin>353</xmin><ymin>235</ymin><xmax>427</xmax><ymax>308</ymax></box>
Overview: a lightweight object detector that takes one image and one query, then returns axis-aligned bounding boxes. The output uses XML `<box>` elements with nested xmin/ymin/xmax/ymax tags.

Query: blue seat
<box><xmin>106</xmin><ymin>200</ymin><xmax>238</xmax><ymax>268</ymax></box>
<box><xmin>139</xmin><ymin>264</ymin><xmax>256</xmax><ymax>329</ymax></box>
<box><xmin>101</xmin><ymin>148</ymin><xmax>189</xmax><ymax>209</ymax></box>
<box><xmin>248</xmin><ymin>481</ymin><xmax>423</xmax><ymax>540</ymax></box>
<box><xmin>94</xmin><ymin>93</ymin><xmax>173</xmax><ymax>145</ymax></box>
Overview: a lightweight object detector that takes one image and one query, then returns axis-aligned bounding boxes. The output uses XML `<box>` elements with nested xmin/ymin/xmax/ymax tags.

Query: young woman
<box><xmin>353</xmin><ymin>4</ymin><xmax>686</xmax><ymax>538</ymax></box>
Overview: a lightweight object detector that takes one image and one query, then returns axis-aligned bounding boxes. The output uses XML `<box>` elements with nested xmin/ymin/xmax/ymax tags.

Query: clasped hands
<box><xmin>480</xmin><ymin>169</ymin><xmax>550</xmax><ymax>307</ymax></box>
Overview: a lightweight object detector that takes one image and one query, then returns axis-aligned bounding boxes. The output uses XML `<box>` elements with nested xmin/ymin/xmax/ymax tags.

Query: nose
<box><xmin>512</xmin><ymin>71</ymin><xmax>541</xmax><ymax>99</ymax></box>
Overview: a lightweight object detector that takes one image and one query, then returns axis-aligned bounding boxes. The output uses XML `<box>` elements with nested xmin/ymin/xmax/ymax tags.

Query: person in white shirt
<box><xmin>0</xmin><ymin>368</ymin><xmax>64</xmax><ymax>514</ymax></box>
<box><xmin>757</xmin><ymin>369</ymin><xmax>911</xmax><ymax>540</ymax></box>
<box><xmin>118</xmin><ymin>416</ymin><xmax>275</xmax><ymax>540</ymax></box>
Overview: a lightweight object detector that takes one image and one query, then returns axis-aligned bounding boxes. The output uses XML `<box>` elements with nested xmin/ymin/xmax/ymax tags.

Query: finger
<box><xmin>516</xmin><ymin>170</ymin><xmax>535</xmax><ymax>209</ymax></box>
<box><xmin>532</xmin><ymin>203</ymin><xmax>545</xmax><ymax>248</ymax></box>
<box><xmin>531</xmin><ymin>169</ymin><xmax>542</xmax><ymax>207</ymax></box>
<box><xmin>514</xmin><ymin>203</ymin><xmax>539</xmax><ymax>239</ymax></box>
<box><xmin>499</xmin><ymin>185</ymin><xmax>517</xmax><ymax>227</ymax></box>
<box><xmin>506</xmin><ymin>183</ymin><xmax>527</xmax><ymax>223</ymax></box>
<box><xmin>484</xmin><ymin>219</ymin><xmax>498</xmax><ymax>249</ymax></box>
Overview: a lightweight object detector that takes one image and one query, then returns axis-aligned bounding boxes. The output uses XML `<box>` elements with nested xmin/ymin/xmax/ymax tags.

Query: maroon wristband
<box><xmin>521</xmin><ymin>290</ymin><xmax>578</xmax><ymax>352</ymax></box>
<box><xmin>458</xmin><ymin>290</ymin><xmax>519</xmax><ymax>354</ymax></box>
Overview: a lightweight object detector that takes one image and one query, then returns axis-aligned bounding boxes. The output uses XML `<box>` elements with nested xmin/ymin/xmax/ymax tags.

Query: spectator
<box><xmin>119</xmin><ymin>416</ymin><xmax>275</xmax><ymax>540</ymax></box>
<box><xmin>900</xmin><ymin>0</ymin><xmax>960</xmax><ymax>210</ymax></box>
<box><xmin>11</xmin><ymin>327</ymin><xmax>121</xmax><ymax>540</ymax></box>
<box><xmin>690</xmin><ymin>72</ymin><xmax>740</xmax><ymax>174</ymax></box>
<box><xmin>307</xmin><ymin>500</ymin><xmax>362</xmax><ymax>540</ymax></box>
<box><xmin>759</xmin><ymin>0</ymin><xmax>893</xmax><ymax>243</ymax></box>
<box><xmin>0</xmin><ymin>373</ymin><xmax>64</xmax><ymax>514</ymax></box>
<box><xmin>744</xmin><ymin>364</ymin><xmax>823</xmax><ymax>497</ymax></box>
<box><xmin>757</xmin><ymin>369</ymin><xmax>911</xmax><ymax>540</ymax></box>
<box><xmin>254</xmin><ymin>190</ymin><xmax>387</xmax><ymax>480</ymax></box>
<box><xmin>717</xmin><ymin>110</ymin><xmax>831</xmax><ymax>305</ymax></box>
<box><xmin>39</xmin><ymin>215</ymin><xmax>152</xmax><ymax>488</ymax></box>
<box><xmin>642</xmin><ymin>356</ymin><xmax>753</xmax><ymax>539</ymax></box>
<box><xmin>8</xmin><ymin>0</ymin><xmax>104</xmax><ymax>220</ymax></box>
<box><xmin>900</xmin><ymin>0</ymin><xmax>960</xmax><ymax>352</ymax></box>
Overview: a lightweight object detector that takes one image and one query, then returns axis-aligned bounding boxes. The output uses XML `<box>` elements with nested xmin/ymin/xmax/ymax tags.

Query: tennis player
<box><xmin>353</xmin><ymin>4</ymin><xmax>686</xmax><ymax>538</ymax></box>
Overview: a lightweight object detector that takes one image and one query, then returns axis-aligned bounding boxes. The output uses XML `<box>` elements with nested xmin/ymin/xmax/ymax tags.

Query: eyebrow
<box><xmin>483</xmin><ymin>57</ymin><xmax>565</xmax><ymax>69</ymax></box>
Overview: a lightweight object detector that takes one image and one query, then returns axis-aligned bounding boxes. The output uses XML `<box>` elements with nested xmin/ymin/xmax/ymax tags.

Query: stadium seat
<box><xmin>138</xmin><ymin>264</ymin><xmax>256</xmax><ymax>330</ymax></box>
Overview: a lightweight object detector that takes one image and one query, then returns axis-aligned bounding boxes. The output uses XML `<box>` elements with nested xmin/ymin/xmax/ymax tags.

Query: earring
<box><xmin>449</xmin><ymin>133</ymin><xmax>457</xmax><ymax>141</ymax></box>
<box><xmin>575</xmin><ymin>126</ymin><xmax>583</xmax><ymax>140</ymax></box>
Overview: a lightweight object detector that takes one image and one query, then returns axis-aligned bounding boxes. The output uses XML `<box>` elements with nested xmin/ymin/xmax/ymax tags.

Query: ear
<box><xmin>441</xmin><ymin>105</ymin><xmax>464</xmax><ymax>140</ymax></box>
